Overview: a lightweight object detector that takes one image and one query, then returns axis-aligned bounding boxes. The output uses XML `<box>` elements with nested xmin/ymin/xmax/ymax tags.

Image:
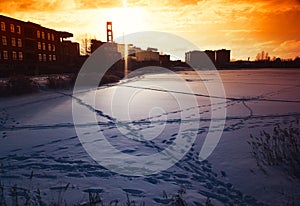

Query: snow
<box><xmin>0</xmin><ymin>68</ymin><xmax>300</xmax><ymax>205</ymax></box>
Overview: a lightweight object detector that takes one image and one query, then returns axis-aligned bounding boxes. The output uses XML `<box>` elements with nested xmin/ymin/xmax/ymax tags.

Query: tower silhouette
<box><xmin>106</xmin><ymin>22</ymin><xmax>113</xmax><ymax>43</ymax></box>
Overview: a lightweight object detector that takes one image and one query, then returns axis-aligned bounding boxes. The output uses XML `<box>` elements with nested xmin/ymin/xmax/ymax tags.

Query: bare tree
<box><xmin>256</xmin><ymin>52</ymin><xmax>261</xmax><ymax>61</ymax></box>
<box><xmin>256</xmin><ymin>51</ymin><xmax>271</xmax><ymax>61</ymax></box>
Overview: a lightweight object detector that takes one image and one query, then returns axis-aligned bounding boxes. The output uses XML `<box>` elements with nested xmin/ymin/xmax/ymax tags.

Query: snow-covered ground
<box><xmin>0</xmin><ymin>68</ymin><xmax>300</xmax><ymax>205</ymax></box>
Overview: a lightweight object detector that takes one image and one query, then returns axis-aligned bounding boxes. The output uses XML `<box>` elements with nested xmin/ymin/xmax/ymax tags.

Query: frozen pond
<box><xmin>0</xmin><ymin>68</ymin><xmax>300</xmax><ymax>205</ymax></box>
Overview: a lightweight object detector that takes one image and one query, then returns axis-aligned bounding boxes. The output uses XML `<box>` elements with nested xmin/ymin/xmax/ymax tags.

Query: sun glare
<box><xmin>70</xmin><ymin>6</ymin><xmax>148</xmax><ymax>46</ymax></box>
<box><xmin>106</xmin><ymin>7</ymin><xmax>147</xmax><ymax>38</ymax></box>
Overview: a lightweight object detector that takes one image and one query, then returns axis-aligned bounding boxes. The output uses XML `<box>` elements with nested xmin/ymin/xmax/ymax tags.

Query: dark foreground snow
<box><xmin>0</xmin><ymin>69</ymin><xmax>300</xmax><ymax>205</ymax></box>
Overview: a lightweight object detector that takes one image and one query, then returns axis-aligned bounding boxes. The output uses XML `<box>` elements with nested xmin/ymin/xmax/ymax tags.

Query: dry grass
<box><xmin>248</xmin><ymin>120</ymin><xmax>300</xmax><ymax>178</ymax></box>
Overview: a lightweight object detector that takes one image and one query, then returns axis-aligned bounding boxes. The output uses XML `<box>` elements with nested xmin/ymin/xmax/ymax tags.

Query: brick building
<box><xmin>0</xmin><ymin>15</ymin><xmax>78</xmax><ymax>75</ymax></box>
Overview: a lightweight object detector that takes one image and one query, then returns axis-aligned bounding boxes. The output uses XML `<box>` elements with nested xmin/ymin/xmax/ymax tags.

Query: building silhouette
<box><xmin>185</xmin><ymin>49</ymin><xmax>231</xmax><ymax>68</ymax></box>
<box><xmin>204</xmin><ymin>50</ymin><xmax>216</xmax><ymax>64</ymax></box>
<box><xmin>0</xmin><ymin>15</ymin><xmax>175</xmax><ymax>77</ymax></box>
<box><xmin>61</xmin><ymin>40</ymin><xmax>80</xmax><ymax>70</ymax></box>
<box><xmin>136</xmin><ymin>49</ymin><xmax>159</xmax><ymax>62</ymax></box>
<box><xmin>216</xmin><ymin>49</ymin><xmax>230</xmax><ymax>66</ymax></box>
<box><xmin>90</xmin><ymin>39</ymin><xmax>122</xmax><ymax>61</ymax></box>
<box><xmin>0</xmin><ymin>15</ymin><xmax>79</xmax><ymax>76</ymax></box>
<box><xmin>159</xmin><ymin>54</ymin><xmax>171</xmax><ymax>67</ymax></box>
<box><xmin>185</xmin><ymin>50</ymin><xmax>198</xmax><ymax>65</ymax></box>
<box><xmin>91</xmin><ymin>39</ymin><xmax>105</xmax><ymax>53</ymax></box>
<box><xmin>185</xmin><ymin>50</ymin><xmax>208</xmax><ymax>68</ymax></box>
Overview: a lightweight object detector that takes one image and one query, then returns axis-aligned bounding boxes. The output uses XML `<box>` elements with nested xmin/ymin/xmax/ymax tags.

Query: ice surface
<box><xmin>0</xmin><ymin>69</ymin><xmax>300</xmax><ymax>205</ymax></box>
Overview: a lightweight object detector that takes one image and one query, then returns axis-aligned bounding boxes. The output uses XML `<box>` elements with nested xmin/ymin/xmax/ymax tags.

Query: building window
<box><xmin>49</xmin><ymin>54</ymin><xmax>52</xmax><ymax>61</ymax></box>
<box><xmin>52</xmin><ymin>45</ymin><xmax>55</xmax><ymax>52</ymax></box>
<box><xmin>42</xmin><ymin>43</ymin><xmax>46</xmax><ymax>50</ymax></box>
<box><xmin>18</xmin><ymin>52</ymin><xmax>23</xmax><ymax>60</ymax></box>
<box><xmin>53</xmin><ymin>54</ymin><xmax>56</xmax><ymax>61</ymax></box>
<box><xmin>37</xmin><ymin>30</ymin><xmax>40</xmax><ymax>38</ymax></box>
<box><xmin>43</xmin><ymin>54</ymin><xmax>46</xmax><ymax>62</ymax></box>
<box><xmin>3</xmin><ymin>51</ymin><xmax>8</xmax><ymax>60</ymax></box>
<box><xmin>37</xmin><ymin>42</ymin><xmax>41</xmax><ymax>50</ymax></box>
<box><xmin>12</xmin><ymin>51</ymin><xmax>17</xmax><ymax>60</ymax></box>
<box><xmin>11</xmin><ymin>37</ymin><xmax>16</xmax><ymax>47</ymax></box>
<box><xmin>10</xmin><ymin>24</ymin><xmax>15</xmax><ymax>33</ymax></box>
<box><xmin>1</xmin><ymin>22</ymin><xmax>5</xmax><ymax>31</ymax></box>
<box><xmin>17</xmin><ymin>39</ymin><xmax>22</xmax><ymax>47</ymax></box>
<box><xmin>48</xmin><ymin>43</ymin><xmax>51</xmax><ymax>51</ymax></box>
<box><xmin>51</xmin><ymin>34</ymin><xmax>54</xmax><ymax>41</ymax></box>
<box><xmin>2</xmin><ymin>36</ymin><xmax>7</xmax><ymax>46</ymax></box>
<box><xmin>16</xmin><ymin>25</ymin><xmax>21</xmax><ymax>34</ymax></box>
<box><xmin>41</xmin><ymin>32</ymin><xmax>45</xmax><ymax>39</ymax></box>
<box><xmin>38</xmin><ymin>53</ymin><xmax>42</xmax><ymax>61</ymax></box>
<box><xmin>47</xmin><ymin>33</ymin><xmax>50</xmax><ymax>40</ymax></box>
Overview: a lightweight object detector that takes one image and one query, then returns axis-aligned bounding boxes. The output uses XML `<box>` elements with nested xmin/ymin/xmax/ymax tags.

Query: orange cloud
<box><xmin>0</xmin><ymin>0</ymin><xmax>76</xmax><ymax>13</ymax></box>
<box><xmin>0</xmin><ymin>0</ymin><xmax>299</xmax><ymax>59</ymax></box>
<box><xmin>74</xmin><ymin>0</ymin><xmax>122</xmax><ymax>9</ymax></box>
<box><xmin>272</xmin><ymin>40</ymin><xmax>300</xmax><ymax>58</ymax></box>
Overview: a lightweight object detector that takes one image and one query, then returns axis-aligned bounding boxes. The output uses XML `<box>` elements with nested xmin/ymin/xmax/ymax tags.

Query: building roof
<box><xmin>0</xmin><ymin>14</ymin><xmax>73</xmax><ymax>38</ymax></box>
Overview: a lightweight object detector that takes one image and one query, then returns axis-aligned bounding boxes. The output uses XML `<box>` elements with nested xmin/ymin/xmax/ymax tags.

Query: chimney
<box><xmin>106</xmin><ymin>22</ymin><xmax>113</xmax><ymax>43</ymax></box>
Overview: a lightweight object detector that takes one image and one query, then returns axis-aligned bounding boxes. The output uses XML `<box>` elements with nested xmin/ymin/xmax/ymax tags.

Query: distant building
<box><xmin>0</xmin><ymin>14</ymin><xmax>76</xmax><ymax>75</ymax></box>
<box><xmin>216</xmin><ymin>49</ymin><xmax>230</xmax><ymax>66</ymax></box>
<box><xmin>147</xmin><ymin>47</ymin><xmax>158</xmax><ymax>52</ymax></box>
<box><xmin>204</xmin><ymin>50</ymin><xmax>216</xmax><ymax>64</ymax></box>
<box><xmin>136</xmin><ymin>50</ymin><xmax>159</xmax><ymax>62</ymax></box>
<box><xmin>185</xmin><ymin>50</ymin><xmax>202</xmax><ymax>64</ymax></box>
<box><xmin>61</xmin><ymin>40</ymin><xmax>80</xmax><ymax>71</ymax></box>
<box><xmin>185</xmin><ymin>49</ymin><xmax>231</xmax><ymax>68</ymax></box>
<box><xmin>116</xmin><ymin>43</ymin><xmax>136</xmax><ymax>59</ymax></box>
<box><xmin>90</xmin><ymin>39</ymin><xmax>121</xmax><ymax>64</ymax></box>
<box><xmin>185</xmin><ymin>50</ymin><xmax>208</xmax><ymax>68</ymax></box>
<box><xmin>128</xmin><ymin>46</ymin><xmax>142</xmax><ymax>57</ymax></box>
<box><xmin>91</xmin><ymin>39</ymin><xmax>105</xmax><ymax>53</ymax></box>
<box><xmin>159</xmin><ymin>54</ymin><xmax>170</xmax><ymax>63</ymax></box>
<box><xmin>117</xmin><ymin>44</ymin><xmax>125</xmax><ymax>58</ymax></box>
<box><xmin>104</xmin><ymin>42</ymin><xmax>122</xmax><ymax>61</ymax></box>
<box><xmin>159</xmin><ymin>54</ymin><xmax>171</xmax><ymax>67</ymax></box>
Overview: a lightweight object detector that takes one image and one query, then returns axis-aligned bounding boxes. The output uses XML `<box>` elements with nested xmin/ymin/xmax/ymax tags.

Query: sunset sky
<box><xmin>1</xmin><ymin>0</ymin><xmax>300</xmax><ymax>60</ymax></box>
